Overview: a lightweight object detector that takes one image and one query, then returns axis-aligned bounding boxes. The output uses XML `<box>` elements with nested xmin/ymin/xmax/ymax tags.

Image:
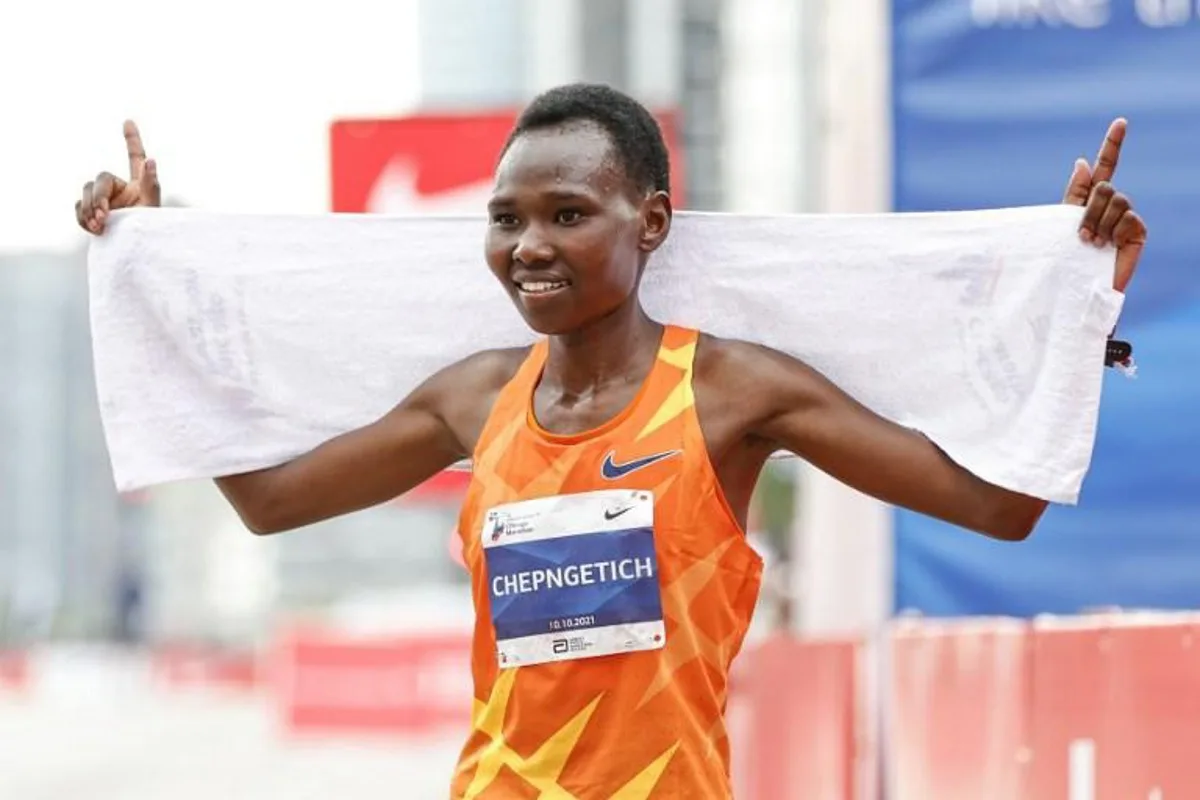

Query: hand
<box><xmin>75</xmin><ymin>120</ymin><xmax>161</xmax><ymax>235</ymax></box>
<box><xmin>1062</xmin><ymin>118</ymin><xmax>1147</xmax><ymax>294</ymax></box>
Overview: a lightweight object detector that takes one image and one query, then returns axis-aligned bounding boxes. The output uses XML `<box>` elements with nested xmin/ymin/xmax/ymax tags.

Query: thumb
<box><xmin>1062</xmin><ymin>157</ymin><xmax>1092</xmax><ymax>206</ymax></box>
<box><xmin>140</xmin><ymin>159</ymin><xmax>162</xmax><ymax>206</ymax></box>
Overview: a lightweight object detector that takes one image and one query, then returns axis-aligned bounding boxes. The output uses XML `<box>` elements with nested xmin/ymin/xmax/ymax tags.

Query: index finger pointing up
<box><xmin>1091</xmin><ymin>118</ymin><xmax>1126</xmax><ymax>185</ymax></box>
<box><xmin>123</xmin><ymin>120</ymin><xmax>148</xmax><ymax>180</ymax></box>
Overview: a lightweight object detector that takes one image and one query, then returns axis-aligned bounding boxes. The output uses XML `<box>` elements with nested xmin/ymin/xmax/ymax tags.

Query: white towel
<box><xmin>86</xmin><ymin>204</ymin><xmax>1122</xmax><ymax>504</ymax></box>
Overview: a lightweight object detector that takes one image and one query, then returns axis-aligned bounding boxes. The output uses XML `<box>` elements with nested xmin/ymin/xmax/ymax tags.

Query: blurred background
<box><xmin>2</xmin><ymin>0</ymin><xmax>1198</xmax><ymax>797</ymax></box>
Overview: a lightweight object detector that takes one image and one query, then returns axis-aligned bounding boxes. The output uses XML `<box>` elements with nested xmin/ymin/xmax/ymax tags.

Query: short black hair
<box><xmin>502</xmin><ymin>83</ymin><xmax>671</xmax><ymax>196</ymax></box>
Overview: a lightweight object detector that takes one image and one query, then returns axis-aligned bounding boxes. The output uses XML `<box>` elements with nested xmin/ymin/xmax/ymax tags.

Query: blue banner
<box><xmin>892</xmin><ymin>2</ymin><xmax>1200</xmax><ymax>616</ymax></box>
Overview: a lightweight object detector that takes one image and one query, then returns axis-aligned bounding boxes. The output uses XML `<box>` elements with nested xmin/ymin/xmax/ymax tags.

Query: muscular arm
<box><xmin>708</xmin><ymin>339</ymin><xmax>1046</xmax><ymax>541</ymax></box>
<box><xmin>217</xmin><ymin>348</ymin><xmax>525</xmax><ymax>535</ymax></box>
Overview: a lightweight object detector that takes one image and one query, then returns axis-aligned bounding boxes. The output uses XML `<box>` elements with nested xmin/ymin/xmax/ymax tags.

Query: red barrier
<box><xmin>888</xmin><ymin>620</ymin><xmax>1031</xmax><ymax>799</ymax></box>
<box><xmin>739</xmin><ymin>634</ymin><xmax>862</xmax><ymax>800</ymax></box>
<box><xmin>276</xmin><ymin>631</ymin><xmax>473</xmax><ymax>736</ymax></box>
<box><xmin>888</xmin><ymin>613</ymin><xmax>1200</xmax><ymax>800</ymax></box>
<box><xmin>272</xmin><ymin>613</ymin><xmax>1200</xmax><ymax>794</ymax></box>
<box><xmin>1026</xmin><ymin>616</ymin><xmax>1200</xmax><ymax>799</ymax></box>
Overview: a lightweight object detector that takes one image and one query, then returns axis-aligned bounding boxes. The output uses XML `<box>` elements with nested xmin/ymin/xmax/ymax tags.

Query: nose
<box><xmin>513</xmin><ymin>222</ymin><xmax>555</xmax><ymax>266</ymax></box>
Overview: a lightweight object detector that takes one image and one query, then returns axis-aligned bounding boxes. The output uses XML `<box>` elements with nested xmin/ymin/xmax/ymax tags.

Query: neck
<box><xmin>542</xmin><ymin>298</ymin><xmax>663</xmax><ymax>399</ymax></box>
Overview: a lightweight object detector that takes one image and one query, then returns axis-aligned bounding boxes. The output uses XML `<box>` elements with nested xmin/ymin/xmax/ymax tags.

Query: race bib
<box><xmin>481</xmin><ymin>489</ymin><xmax>666</xmax><ymax>668</ymax></box>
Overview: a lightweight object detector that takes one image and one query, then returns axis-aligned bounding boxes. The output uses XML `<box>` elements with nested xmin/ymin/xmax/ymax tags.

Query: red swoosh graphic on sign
<box><xmin>329</xmin><ymin>109</ymin><xmax>685</xmax><ymax>213</ymax></box>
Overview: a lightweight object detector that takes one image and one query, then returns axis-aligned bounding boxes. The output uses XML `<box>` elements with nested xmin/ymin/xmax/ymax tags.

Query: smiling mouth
<box><xmin>515</xmin><ymin>279</ymin><xmax>570</xmax><ymax>295</ymax></box>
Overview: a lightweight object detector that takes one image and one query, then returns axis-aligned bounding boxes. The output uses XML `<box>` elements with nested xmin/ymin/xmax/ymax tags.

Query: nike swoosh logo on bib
<box><xmin>604</xmin><ymin>506</ymin><xmax>634</xmax><ymax>520</ymax></box>
<box><xmin>601</xmin><ymin>450</ymin><xmax>681</xmax><ymax>480</ymax></box>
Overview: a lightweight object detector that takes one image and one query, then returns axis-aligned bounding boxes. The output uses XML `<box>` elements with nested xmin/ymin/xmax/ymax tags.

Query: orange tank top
<box><xmin>451</xmin><ymin>325</ymin><xmax>764</xmax><ymax>799</ymax></box>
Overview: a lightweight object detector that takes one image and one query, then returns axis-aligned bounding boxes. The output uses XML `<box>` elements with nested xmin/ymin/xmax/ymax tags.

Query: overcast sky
<box><xmin>2</xmin><ymin>0</ymin><xmax>421</xmax><ymax>251</ymax></box>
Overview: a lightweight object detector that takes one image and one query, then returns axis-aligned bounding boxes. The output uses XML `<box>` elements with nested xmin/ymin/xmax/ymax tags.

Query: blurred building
<box><xmin>0</xmin><ymin>253</ymin><xmax>127</xmax><ymax>641</ymax></box>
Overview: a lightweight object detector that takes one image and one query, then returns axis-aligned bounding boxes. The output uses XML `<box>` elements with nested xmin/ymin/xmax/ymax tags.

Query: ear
<box><xmin>638</xmin><ymin>191</ymin><xmax>673</xmax><ymax>253</ymax></box>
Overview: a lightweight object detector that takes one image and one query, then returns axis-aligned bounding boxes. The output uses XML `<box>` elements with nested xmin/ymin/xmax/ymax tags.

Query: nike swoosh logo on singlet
<box><xmin>601</xmin><ymin>450</ymin><xmax>681</xmax><ymax>480</ymax></box>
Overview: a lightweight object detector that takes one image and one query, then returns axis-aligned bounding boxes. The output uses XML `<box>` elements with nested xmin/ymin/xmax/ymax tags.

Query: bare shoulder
<box><xmin>695</xmin><ymin>333</ymin><xmax>784</xmax><ymax>377</ymax></box>
<box><xmin>693</xmin><ymin>333</ymin><xmax>827</xmax><ymax>435</ymax></box>
<box><xmin>694</xmin><ymin>333</ymin><xmax>819</xmax><ymax>396</ymax></box>
<box><xmin>420</xmin><ymin>345</ymin><xmax>530</xmax><ymax>411</ymax></box>
<box><xmin>410</xmin><ymin>345</ymin><xmax>531</xmax><ymax>452</ymax></box>
<box><xmin>443</xmin><ymin>346</ymin><xmax>531</xmax><ymax>389</ymax></box>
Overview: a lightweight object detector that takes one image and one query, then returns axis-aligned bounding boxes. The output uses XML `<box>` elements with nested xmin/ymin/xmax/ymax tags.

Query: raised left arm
<box><xmin>741</xmin><ymin>120</ymin><xmax>1147</xmax><ymax>540</ymax></box>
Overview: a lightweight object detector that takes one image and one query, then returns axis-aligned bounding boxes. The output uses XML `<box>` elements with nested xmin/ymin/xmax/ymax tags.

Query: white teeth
<box><xmin>518</xmin><ymin>280</ymin><xmax>567</xmax><ymax>294</ymax></box>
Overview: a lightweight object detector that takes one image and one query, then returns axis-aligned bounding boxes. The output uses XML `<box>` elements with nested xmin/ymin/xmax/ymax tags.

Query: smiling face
<box><xmin>484</xmin><ymin>120</ymin><xmax>670</xmax><ymax>335</ymax></box>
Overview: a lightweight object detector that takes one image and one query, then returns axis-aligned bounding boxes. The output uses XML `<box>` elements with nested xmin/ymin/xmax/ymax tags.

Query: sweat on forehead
<box><xmin>495</xmin><ymin>121</ymin><xmax>635</xmax><ymax>195</ymax></box>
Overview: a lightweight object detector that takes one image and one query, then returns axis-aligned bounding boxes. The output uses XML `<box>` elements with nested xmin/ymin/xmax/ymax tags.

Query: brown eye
<box><xmin>490</xmin><ymin>213</ymin><xmax>519</xmax><ymax>227</ymax></box>
<box><xmin>556</xmin><ymin>209</ymin><xmax>583</xmax><ymax>225</ymax></box>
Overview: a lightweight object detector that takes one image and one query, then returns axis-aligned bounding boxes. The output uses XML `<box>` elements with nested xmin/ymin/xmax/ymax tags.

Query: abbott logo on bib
<box><xmin>481</xmin><ymin>490</ymin><xmax>666</xmax><ymax>668</ymax></box>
